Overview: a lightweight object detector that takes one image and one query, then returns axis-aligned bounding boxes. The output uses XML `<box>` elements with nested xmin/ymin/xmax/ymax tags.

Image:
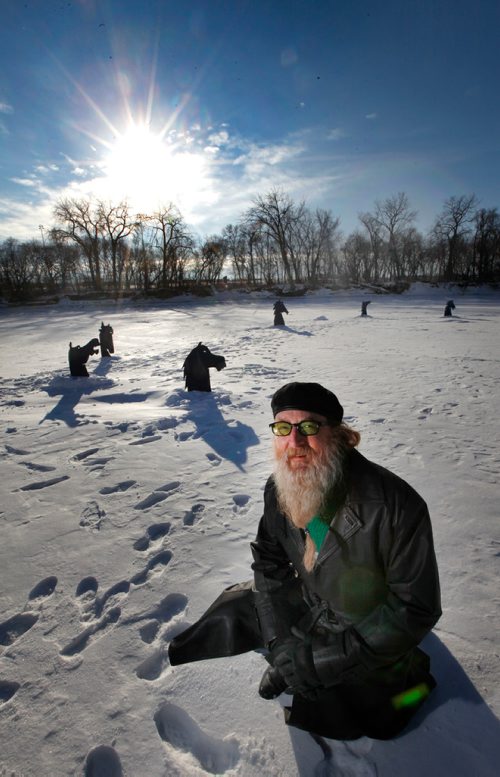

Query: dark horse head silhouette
<box><xmin>68</xmin><ymin>338</ymin><xmax>100</xmax><ymax>377</ymax></box>
<box><xmin>183</xmin><ymin>342</ymin><xmax>226</xmax><ymax>392</ymax></box>
<box><xmin>99</xmin><ymin>322</ymin><xmax>114</xmax><ymax>357</ymax></box>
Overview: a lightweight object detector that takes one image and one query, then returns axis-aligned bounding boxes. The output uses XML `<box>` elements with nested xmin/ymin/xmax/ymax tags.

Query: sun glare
<box><xmin>99</xmin><ymin>122</ymin><xmax>215</xmax><ymax>216</ymax></box>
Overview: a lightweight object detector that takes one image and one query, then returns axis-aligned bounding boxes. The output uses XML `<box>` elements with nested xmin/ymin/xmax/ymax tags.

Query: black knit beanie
<box><xmin>271</xmin><ymin>382</ymin><xmax>344</xmax><ymax>425</ymax></box>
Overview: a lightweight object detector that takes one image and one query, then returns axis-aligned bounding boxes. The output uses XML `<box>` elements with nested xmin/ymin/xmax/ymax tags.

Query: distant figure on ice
<box><xmin>183</xmin><ymin>342</ymin><xmax>227</xmax><ymax>392</ymax></box>
<box><xmin>273</xmin><ymin>299</ymin><xmax>289</xmax><ymax>326</ymax></box>
<box><xmin>99</xmin><ymin>322</ymin><xmax>114</xmax><ymax>357</ymax></box>
<box><xmin>361</xmin><ymin>300</ymin><xmax>371</xmax><ymax>317</ymax></box>
<box><xmin>68</xmin><ymin>338</ymin><xmax>100</xmax><ymax>377</ymax></box>
<box><xmin>444</xmin><ymin>300</ymin><xmax>455</xmax><ymax>317</ymax></box>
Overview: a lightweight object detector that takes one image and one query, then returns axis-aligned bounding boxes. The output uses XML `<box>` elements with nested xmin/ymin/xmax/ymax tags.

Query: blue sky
<box><xmin>1</xmin><ymin>0</ymin><xmax>499</xmax><ymax>241</ymax></box>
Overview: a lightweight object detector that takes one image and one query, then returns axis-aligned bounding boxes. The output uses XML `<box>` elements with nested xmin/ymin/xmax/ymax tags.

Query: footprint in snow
<box><xmin>19</xmin><ymin>474</ymin><xmax>70</xmax><ymax>491</ymax></box>
<box><xmin>133</xmin><ymin>522</ymin><xmax>171</xmax><ymax>551</ymax></box>
<box><xmin>135</xmin><ymin>647</ymin><xmax>169</xmax><ymax>680</ymax></box>
<box><xmin>59</xmin><ymin>606</ymin><xmax>121</xmax><ymax>657</ymax></box>
<box><xmin>134</xmin><ymin>482</ymin><xmax>180</xmax><ymax>511</ymax></box>
<box><xmin>129</xmin><ymin>434</ymin><xmax>161</xmax><ymax>446</ymax></box>
<box><xmin>183</xmin><ymin>503</ymin><xmax>205</xmax><ymax>526</ymax></box>
<box><xmin>21</xmin><ymin>461</ymin><xmax>57</xmax><ymax>473</ymax></box>
<box><xmin>0</xmin><ymin>680</ymin><xmax>20</xmax><ymax>705</ymax></box>
<box><xmin>139</xmin><ymin>621</ymin><xmax>160</xmax><ymax>643</ymax></box>
<box><xmin>75</xmin><ymin>576</ymin><xmax>130</xmax><ymax>620</ymax></box>
<box><xmin>232</xmin><ymin>494</ymin><xmax>250</xmax><ymax>513</ymax></box>
<box><xmin>125</xmin><ymin>593</ymin><xmax>188</xmax><ymax>631</ymax></box>
<box><xmin>154</xmin><ymin>701</ymin><xmax>240</xmax><ymax>774</ymax></box>
<box><xmin>84</xmin><ymin>457</ymin><xmax>114</xmax><ymax>472</ymax></box>
<box><xmin>79</xmin><ymin>501</ymin><xmax>106</xmax><ymax>532</ymax></box>
<box><xmin>175</xmin><ymin>430</ymin><xmax>194</xmax><ymax>442</ymax></box>
<box><xmin>0</xmin><ymin>575</ymin><xmax>57</xmax><ymax>650</ymax></box>
<box><xmin>61</xmin><ymin>550</ymin><xmax>174</xmax><ymax>658</ymax></box>
<box><xmin>99</xmin><ymin>479</ymin><xmax>136</xmax><ymax>495</ymax></box>
<box><xmin>129</xmin><ymin>550</ymin><xmax>172</xmax><ymax>585</ymax></box>
<box><xmin>4</xmin><ymin>444</ymin><xmax>30</xmax><ymax>455</ymax></box>
<box><xmin>418</xmin><ymin>407</ymin><xmax>433</xmax><ymax>420</ymax></box>
<box><xmin>129</xmin><ymin>593</ymin><xmax>188</xmax><ymax>679</ymax></box>
<box><xmin>72</xmin><ymin>447</ymin><xmax>100</xmax><ymax>461</ymax></box>
<box><xmin>206</xmin><ymin>452</ymin><xmax>221</xmax><ymax>467</ymax></box>
<box><xmin>28</xmin><ymin>576</ymin><xmax>58</xmax><ymax>601</ymax></box>
<box><xmin>0</xmin><ymin>612</ymin><xmax>39</xmax><ymax>649</ymax></box>
<box><xmin>83</xmin><ymin>744</ymin><xmax>123</xmax><ymax>777</ymax></box>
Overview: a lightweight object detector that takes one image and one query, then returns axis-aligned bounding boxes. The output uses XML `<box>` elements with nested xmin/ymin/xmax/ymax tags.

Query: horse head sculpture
<box><xmin>99</xmin><ymin>322</ymin><xmax>114</xmax><ymax>357</ymax></box>
<box><xmin>68</xmin><ymin>338</ymin><xmax>100</xmax><ymax>377</ymax></box>
<box><xmin>183</xmin><ymin>342</ymin><xmax>226</xmax><ymax>392</ymax></box>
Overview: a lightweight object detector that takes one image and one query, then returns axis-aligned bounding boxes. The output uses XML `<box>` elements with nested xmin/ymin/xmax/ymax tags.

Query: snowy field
<box><xmin>0</xmin><ymin>285</ymin><xmax>499</xmax><ymax>776</ymax></box>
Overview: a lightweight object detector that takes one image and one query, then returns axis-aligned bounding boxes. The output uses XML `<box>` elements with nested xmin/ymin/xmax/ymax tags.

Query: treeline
<box><xmin>1</xmin><ymin>190</ymin><xmax>499</xmax><ymax>301</ymax></box>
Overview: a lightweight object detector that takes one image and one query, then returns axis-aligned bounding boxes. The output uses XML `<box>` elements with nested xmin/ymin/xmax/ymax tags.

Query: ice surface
<box><xmin>0</xmin><ymin>285</ymin><xmax>499</xmax><ymax>775</ymax></box>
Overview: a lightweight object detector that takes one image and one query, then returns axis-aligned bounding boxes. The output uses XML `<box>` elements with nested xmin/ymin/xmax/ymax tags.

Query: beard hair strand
<box><xmin>273</xmin><ymin>438</ymin><xmax>345</xmax><ymax>530</ymax></box>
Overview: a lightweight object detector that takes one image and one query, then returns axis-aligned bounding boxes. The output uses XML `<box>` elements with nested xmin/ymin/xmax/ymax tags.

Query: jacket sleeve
<box><xmin>251</xmin><ymin>478</ymin><xmax>301</xmax><ymax>647</ymax></box>
<box><xmin>312</xmin><ymin>489</ymin><xmax>442</xmax><ymax>687</ymax></box>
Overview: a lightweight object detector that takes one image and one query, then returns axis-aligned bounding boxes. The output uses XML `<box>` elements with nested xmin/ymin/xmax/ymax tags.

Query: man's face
<box><xmin>273</xmin><ymin>409</ymin><xmax>333</xmax><ymax>470</ymax></box>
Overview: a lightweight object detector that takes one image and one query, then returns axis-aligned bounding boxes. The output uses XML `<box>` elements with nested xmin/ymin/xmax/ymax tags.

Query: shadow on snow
<box><xmin>169</xmin><ymin>390</ymin><xmax>260</xmax><ymax>472</ymax></box>
<box><xmin>289</xmin><ymin>632</ymin><xmax>500</xmax><ymax>776</ymax></box>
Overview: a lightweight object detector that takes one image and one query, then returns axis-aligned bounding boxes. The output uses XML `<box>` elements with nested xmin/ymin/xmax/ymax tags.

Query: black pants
<box><xmin>286</xmin><ymin>647</ymin><xmax>436</xmax><ymax>740</ymax></box>
<box><xmin>168</xmin><ymin>582</ymin><xmax>436</xmax><ymax>740</ymax></box>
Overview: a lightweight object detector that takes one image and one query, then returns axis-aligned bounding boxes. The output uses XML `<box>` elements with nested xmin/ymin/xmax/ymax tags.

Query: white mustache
<box><xmin>285</xmin><ymin>447</ymin><xmax>315</xmax><ymax>461</ymax></box>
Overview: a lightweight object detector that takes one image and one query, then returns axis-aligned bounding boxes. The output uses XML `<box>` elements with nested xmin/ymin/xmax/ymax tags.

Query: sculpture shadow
<box><xmin>93</xmin><ymin>356</ymin><xmax>117</xmax><ymax>378</ymax></box>
<box><xmin>275</xmin><ymin>325</ymin><xmax>313</xmax><ymax>337</ymax></box>
<box><xmin>289</xmin><ymin>631</ymin><xmax>500</xmax><ymax>776</ymax></box>
<box><xmin>40</xmin><ymin>375</ymin><xmax>115</xmax><ymax>428</ymax></box>
<box><xmin>183</xmin><ymin>392</ymin><xmax>260</xmax><ymax>472</ymax></box>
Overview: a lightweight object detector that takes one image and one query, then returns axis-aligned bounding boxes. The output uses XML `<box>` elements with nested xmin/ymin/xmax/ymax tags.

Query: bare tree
<box><xmin>223</xmin><ymin>223</ymin><xmax>249</xmax><ymax>282</ymax></box>
<box><xmin>98</xmin><ymin>201</ymin><xmax>137</xmax><ymax>291</ymax></box>
<box><xmin>342</xmin><ymin>232</ymin><xmax>369</xmax><ymax>284</ymax></box>
<box><xmin>432</xmin><ymin>194</ymin><xmax>478</xmax><ymax>281</ymax></box>
<box><xmin>129</xmin><ymin>218</ymin><xmax>157</xmax><ymax>291</ymax></box>
<box><xmin>373</xmin><ymin>192</ymin><xmax>417</xmax><ymax>280</ymax></box>
<box><xmin>194</xmin><ymin>236</ymin><xmax>226</xmax><ymax>283</ymax></box>
<box><xmin>0</xmin><ymin>238</ymin><xmax>36</xmax><ymax>299</ymax></box>
<box><xmin>358</xmin><ymin>212</ymin><xmax>385</xmax><ymax>281</ymax></box>
<box><xmin>146</xmin><ymin>205</ymin><xmax>194</xmax><ymax>287</ymax></box>
<box><xmin>246</xmin><ymin>189</ymin><xmax>305</xmax><ymax>283</ymax></box>
<box><xmin>52</xmin><ymin>198</ymin><xmax>104</xmax><ymax>290</ymax></box>
<box><xmin>472</xmin><ymin>208</ymin><xmax>500</xmax><ymax>282</ymax></box>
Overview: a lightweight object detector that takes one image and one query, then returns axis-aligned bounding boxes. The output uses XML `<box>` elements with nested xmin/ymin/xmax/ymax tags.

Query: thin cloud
<box><xmin>327</xmin><ymin>128</ymin><xmax>346</xmax><ymax>141</ymax></box>
<box><xmin>0</xmin><ymin>102</ymin><xmax>13</xmax><ymax>114</ymax></box>
<box><xmin>365</xmin><ymin>113</ymin><xmax>378</xmax><ymax>120</ymax></box>
<box><xmin>10</xmin><ymin>177</ymin><xmax>37</xmax><ymax>187</ymax></box>
<box><xmin>208</xmin><ymin>130</ymin><xmax>229</xmax><ymax>146</ymax></box>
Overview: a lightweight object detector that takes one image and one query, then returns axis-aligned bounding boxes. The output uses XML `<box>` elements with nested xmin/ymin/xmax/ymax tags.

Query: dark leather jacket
<box><xmin>251</xmin><ymin>449</ymin><xmax>442</xmax><ymax>687</ymax></box>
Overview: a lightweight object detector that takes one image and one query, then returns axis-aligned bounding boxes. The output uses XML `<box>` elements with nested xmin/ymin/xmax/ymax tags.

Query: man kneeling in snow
<box><xmin>169</xmin><ymin>382</ymin><xmax>441</xmax><ymax>740</ymax></box>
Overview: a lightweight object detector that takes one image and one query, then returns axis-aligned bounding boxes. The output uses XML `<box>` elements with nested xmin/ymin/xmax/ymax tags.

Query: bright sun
<box><xmin>99</xmin><ymin>122</ymin><xmax>215</xmax><ymax>216</ymax></box>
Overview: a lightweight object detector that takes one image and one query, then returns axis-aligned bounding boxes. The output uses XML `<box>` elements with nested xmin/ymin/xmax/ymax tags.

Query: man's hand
<box><xmin>258</xmin><ymin>664</ymin><xmax>288</xmax><ymax>699</ymax></box>
<box><xmin>268</xmin><ymin>636</ymin><xmax>322</xmax><ymax>698</ymax></box>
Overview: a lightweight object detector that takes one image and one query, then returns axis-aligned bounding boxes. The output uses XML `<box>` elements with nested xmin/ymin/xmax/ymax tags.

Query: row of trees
<box><xmin>1</xmin><ymin>190</ymin><xmax>499</xmax><ymax>300</ymax></box>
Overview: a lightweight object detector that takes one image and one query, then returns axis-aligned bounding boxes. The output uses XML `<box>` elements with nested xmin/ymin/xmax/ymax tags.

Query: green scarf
<box><xmin>305</xmin><ymin>480</ymin><xmax>348</xmax><ymax>551</ymax></box>
<box><xmin>306</xmin><ymin>515</ymin><xmax>330</xmax><ymax>551</ymax></box>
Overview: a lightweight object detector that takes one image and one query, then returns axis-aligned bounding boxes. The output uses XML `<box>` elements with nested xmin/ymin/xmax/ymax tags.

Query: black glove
<box><xmin>258</xmin><ymin>664</ymin><xmax>288</xmax><ymax>700</ymax></box>
<box><xmin>269</xmin><ymin>636</ymin><xmax>322</xmax><ymax>698</ymax></box>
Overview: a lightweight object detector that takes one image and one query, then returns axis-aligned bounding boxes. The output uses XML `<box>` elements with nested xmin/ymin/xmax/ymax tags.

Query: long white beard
<box><xmin>273</xmin><ymin>440</ymin><xmax>345</xmax><ymax>530</ymax></box>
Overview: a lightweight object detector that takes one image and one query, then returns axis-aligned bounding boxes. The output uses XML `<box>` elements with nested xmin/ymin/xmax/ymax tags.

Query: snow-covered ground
<box><xmin>1</xmin><ymin>284</ymin><xmax>499</xmax><ymax>776</ymax></box>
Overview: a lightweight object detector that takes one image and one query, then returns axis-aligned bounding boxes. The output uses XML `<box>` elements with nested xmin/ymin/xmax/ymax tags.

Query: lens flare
<box><xmin>391</xmin><ymin>682</ymin><xmax>430</xmax><ymax>710</ymax></box>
